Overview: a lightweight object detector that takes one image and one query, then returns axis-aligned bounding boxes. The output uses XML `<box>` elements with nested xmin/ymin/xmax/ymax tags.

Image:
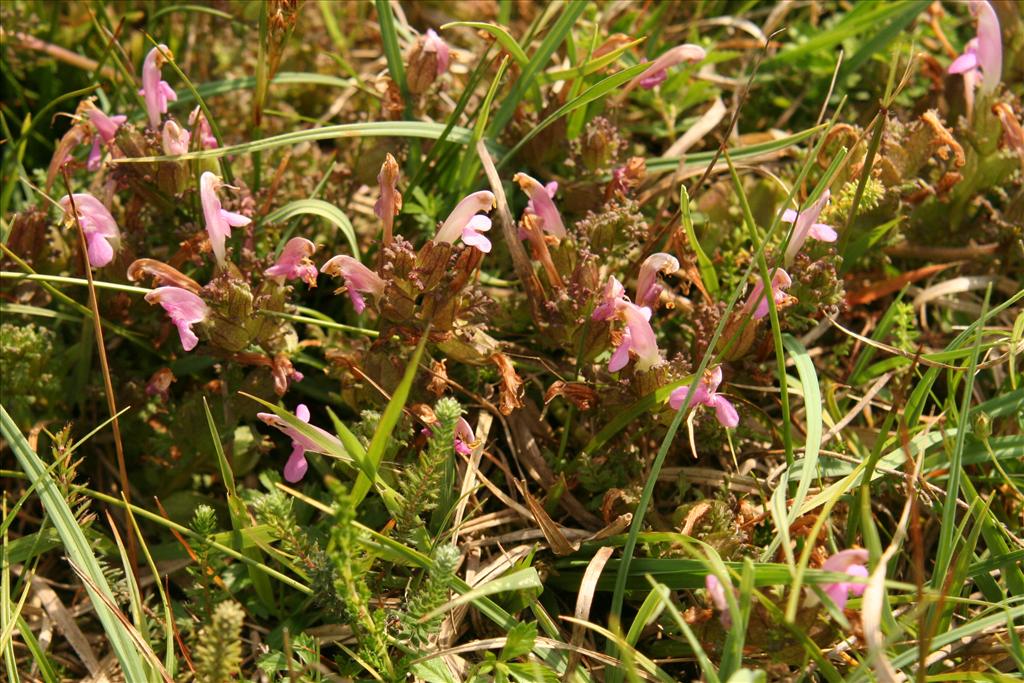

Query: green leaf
<box><xmin>263</xmin><ymin>199</ymin><xmax>359</xmax><ymax>262</ymax></box>
<box><xmin>500</xmin><ymin>621</ymin><xmax>538</xmax><ymax>661</ymax></box>
<box><xmin>441</xmin><ymin>22</ymin><xmax>529</xmax><ymax>67</ymax></box>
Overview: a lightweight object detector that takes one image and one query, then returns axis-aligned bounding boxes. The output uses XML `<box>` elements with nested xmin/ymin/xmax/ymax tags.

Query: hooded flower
<box><xmin>200</xmin><ymin>171</ymin><xmax>251</xmax><ymax>266</ymax></box>
<box><xmin>84</xmin><ymin>106</ymin><xmax>126</xmax><ymax>170</ymax></box>
<box><xmin>706</xmin><ymin>575</ymin><xmax>733</xmax><ymax>628</ymax></box>
<box><xmin>611</xmin><ymin>301</ymin><xmax>660</xmax><ymax>372</ymax></box>
<box><xmin>632</xmin><ymin>43</ymin><xmax>706</xmax><ymax>90</ymax></box>
<box><xmin>433</xmin><ymin>190</ymin><xmax>496</xmax><ymax>250</ymax></box>
<box><xmin>744</xmin><ymin>268</ymin><xmax>793</xmax><ymax>320</ymax></box>
<box><xmin>820</xmin><ymin>548</ymin><xmax>869</xmax><ymax>611</ymax></box>
<box><xmin>140</xmin><ymin>45</ymin><xmax>178</xmax><ymax>129</ymax></box>
<box><xmin>257</xmin><ymin>404</ymin><xmax>345</xmax><ymax>483</ymax></box>
<box><xmin>513</xmin><ymin>173</ymin><xmax>565</xmax><ymax>237</ymax></box>
<box><xmin>782</xmin><ymin>190</ymin><xmax>835</xmax><ymax>265</ymax></box>
<box><xmin>161</xmin><ymin>120</ymin><xmax>190</xmax><ymax>155</ymax></box>
<box><xmin>188</xmin><ymin>106</ymin><xmax>218</xmax><ymax>149</ymax></box>
<box><xmin>592</xmin><ymin>276</ymin><xmax>628</xmax><ymax>321</ymax></box>
<box><xmin>144</xmin><ymin>286</ymin><xmax>209</xmax><ymax>351</ymax></box>
<box><xmin>58</xmin><ymin>193</ymin><xmax>120</xmax><ymax>268</ymax></box>
<box><xmin>669</xmin><ymin>365</ymin><xmax>739</xmax><ymax>428</ymax></box>
<box><xmin>636</xmin><ymin>252</ymin><xmax>680</xmax><ymax>308</ymax></box>
<box><xmin>265</xmin><ymin>237</ymin><xmax>318</xmax><ymax>286</ymax></box>
<box><xmin>322</xmin><ymin>255</ymin><xmax>385</xmax><ymax>313</ymax></box>
<box><xmin>424</xmin><ymin>29</ymin><xmax>450</xmax><ymax>75</ymax></box>
<box><xmin>454</xmin><ymin>417</ymin><xmax>475</xmax><ymax>455</ymax></box>
<box><xmin>948</xmin><ymin>1</ymin><xmax>1002</xmax><ymax>96</ymax></box>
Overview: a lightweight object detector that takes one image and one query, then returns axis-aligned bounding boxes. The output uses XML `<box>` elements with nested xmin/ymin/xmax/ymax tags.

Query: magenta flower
<box><xmin>454</xmin><ymin>417</ymin><xmax>475</xmax><ymax>455</ymax></box>
<box><xmin>820</xmin><ymin>548</ymin><xmax>869</xmax><ymax>611</ymax></box>
<box><xmin>200</xmin><ymin>172</ymin><xmax>251</xmax><ymax>266</ymax></box>
<box><xmin>669</xmin><ymin>365</ymin><xmax>739</xmax><ymax>428</ymax></box>
<box><xmin>144</xmin><ymin>286</ymin><xmax>209</xmax><ymax>351</ymax></box>
<box><xmin>424</xmin><ymin>29</ymin><xmax>450</xmax><ymax>75</ymax></box>
<box><xmin>782</xmin><ymin>190</ymin><xmax>835</xmax><ymax>265</ymax></box>
<box><xmin>433</xmin><ymin>190</ymin><xmax>496</xmax><ymax>250</ymax></box>
<box><xmin>86</xmin><ymin>107</ymin><xmax>126</xmax><ymax>144</ymax></box>
<box><xmin>592</xmin><ymin>276</ymin><xmax>628</xmax><ymax>321</ymax></box>
<box><xmin>188</xmin><ymin>106</ymin><xmax>218</xmax><ymax>149</ymax></box>
<box><xmin>140</xmin><ymin>45</ymin><xmax>178</xmax><ymax>129</ymax></box>
<box><xmin>161</xmin><ymin>120</ymin><xmax>190</xmax><ymax>155</ymax></box>
<box><xmin>58</xmin><ymin>193</ymin><xmax>120</xmax><ymax>268</ymax></box>
<box><xmin>705</xmin><ymin>575</ymin><xmax>733</xmax><ymax>628</ymax></box>
<box><xmin>744</xmin><ymin>268</ymin><xmax>793</xmax><ymax>320</ymax></box>
<box><xmin>632</xmin><ymin>43</ymin><xmax>706</xmax><ymax>90</ymax></box>
<box><xmin>611</xmin><ymin>300</ymin><xmax>660</xmax><ymax>372</ymax></box>
<box><xmin>322</xmin><ymin>255</ymin><xmax>385</xmax><ymax>313</ymax></box>
<box><xmin>636</xmin><ymin>252</ymin><xmax>680</xmax><ymax>308</ymax></box>
<box><xmin>257</xmin><ymin>403</ymin><xmax>346</xmax><ymax>483</ymax></box>
<box><xmin>949</xmin><ymin>1</ymin><xmax>1002</xmax><ymax>96</ymax></box>
<box><xmin>513</xmin><ymin>173</ymin><xmax>565</xmax><ymax>237</ymax></box>
<box><xmin>265</xmin><ymin>237</ymin><xmax>318</xmax><ymax>286</ymax></box>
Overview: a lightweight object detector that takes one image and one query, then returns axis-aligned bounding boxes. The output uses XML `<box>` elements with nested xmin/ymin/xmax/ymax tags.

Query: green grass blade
<box><xmin>441</xmin><ymin>22</ymin><xmax>529</xmax><ymax>67</ymax></box>
<box><xmin>262</xmin><ymin>198</ymin><xmax>359</xmax><ymax>262</ymax></box>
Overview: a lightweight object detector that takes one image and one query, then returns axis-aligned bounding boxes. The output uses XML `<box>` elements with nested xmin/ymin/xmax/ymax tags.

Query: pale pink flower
<box><xmin>632</xmin><ymin>44</ymin><xmax>706</xmax><ymax>90</ymax></box>
<box><xmin>669</xmin><ymin>365</ymin><xmax>739</xmax><ymax>428</ymax></box>
<box><xmin>744</xmin><ymin>268</ymin><xmax>793</xmax><ymax>320</ymax></box>
<box><xmin>161</xmin><ymin>120</ymin><xmax>190</xmax><ymax>155</ymax></box>
<box><xmin>87</xmin><ymin>137</ymin><xmax>104</xmax><ymax>172</ymax></box>
<box><xmin>140</xmin><ymin>45</ymin><xmax>178</xmax><ymax>129</ymax></box>
<box><xmin>782</xmin><ymin>190</ymin><xmax>835</xmax><ymax>265</ymax></box>
<box><xmin>433</xmin><ymin>190</ymin><xmax>495</xmax><ymax>250</ymax></box>
<box><xmin>518</xmin><ymin>180</ymin><xmax>559</xmax><ymax>239</ymax></box>
<box><xmin>513</xmin><ymin>173</ymin><xmax>564</xmax><ymax>237</ymax></box>
<box><xmin>949</xmin><ymin>1</ymin><xmax>1002</xmax><ymax>96</ymax></box>
<box><xmin>424</xmin><ymin>29</ymin><xmax>450</xmax><ymax>75</ymax></box>
<box><xmin>58</xmin><ymin>193</ymin><xmax>120</xmax><ymax>268</ymax></box>
<box><xmin>592</xmin><ymin>276</ymin><xmax>628</xmax><ymax>321</ymax></box>
<box><xmin>144</xmin><ymin>286</ymin><xmax>209</xmax><ymax>351</ymax></box>
<box><xmin>257</xmin><ymin>403</ymin><xmax>345</xmax><ymax>482</ymax></box>
<box><xmin>636</xmin><ymin>252</ymin><xmax>679</xmax><ymax>308</ymax></box>
<box><xmin>188</xmin><ymin>106</ymin><xmax>218</xmax><ymax>149</ymax></box>
<box><xmin>454</xmin><ymin>417</ymin><xmax>475</xmax><ymax>455</ymax></box>
<box><xmin>611</xmin><ymin>301</ymin><xmax>660</xmax><ymax>372</ymax></box>
<box><xmin>86</xmin><ymin>107</ymin><xmax>127</xmax><ymax>144</ymax></box>
<box><xmin>820</xmin><ymin>548</ymin><xmax>869</xmax><ymax>611</ymax></box>
<box><xmin>266</xmin><ymin>237</ymin><xmax>318</xmax><ymax>286</ymax></box>
<box><xmin>705</xmin><ymin>575</ymin><xmax>732</xmax><ymax>628</ymax></box>
<box><xmin>200</xmin><ymin>172</ymin><xmax>251</xmax><ymax>266</ymax></box>
<box><xmin>322</xmin><ymin>255</ymin><xmax>385</xmax><ymax>313</ymax></box>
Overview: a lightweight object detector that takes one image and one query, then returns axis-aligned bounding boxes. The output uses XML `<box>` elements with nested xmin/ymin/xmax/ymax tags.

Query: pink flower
<box><xmin>513</xmin><ymin>173</ymin><xmax>564</xmax><ymax>237</ymax></box>
<box><xmin>140</xmin><ymin>45</ymin><xmax>178</xmax><ymax>129</ymax></box>
<box><xmin>782</xmin><ymin>190</ymin><xmax>835</xmax><ymax>265</ymax></box>
<box><xmin>632</xmin><ymin>43</ymin><xmax>706</xmax><ymax>90</ymax></box>
<box><xmin>257</xmin><ymin>403</ymin><xmax>345</xmax><ymax>483</ymax></box>
<box><xmin>592</xmin><ymin>276</ymin><xmax>628</xmax><ymax>321</ymax></box>
<box><xmin>636</xmin><ymin>252</ymin><xmax>679</xmax><ymax>309</ymax></box>
<box><xmin>188</xmin><ymin>106</ymin><xmax>218</xmax><ymax>149</ymax></box>
<box><xmin>265</xmin><ymin>237</ymin><xmax>318</xmax><ymax>286</ymax></box>
<box><xmin>744</xmin><ymin>268</ymin><xmax>793</xmax><ymax>320</ymax></box>
<box><xmin>200</xmin><ymin>172</ymin><xmax>251</xmax><ymax>266</ymax></box>
<box><xmin>949</xmin><ymin>1</ymin><xmax>1002</xmax><ymax>96</ymax></box>
<box><xmin>144</xmin><ymin>286</ymin><xmax>209</xmax><ymax>351</ymax></box>
<box><xmin>322</xmin><ymin>255</ymin><xmax>385</xmax><ymax>313</ymax></box>
<box><xmin>454</xmin><ymin>417</ymin><xmax>475</xmax><ymax>455</ymax></box>
<box><xmin>820</xmin><ymin>548</ymin><xmax>869</xmax><ymax>611</ymax></box>
<box><xmin>86</xmin><ymin>107</ymin><xmax>127</xmax><ymax>144</ymax></box>
<box><xmin>433</xmin><ymin>190</ymin><xmax>496</xmax><ymax>251</ymax></box>
<box><xmin>669</xmin><ymin>365</ymin><xmax>739</xmax><ymax>428</ymax></box>
<box><xmin>161</xmin><ymin>120</ymin><xmax>190</xmax><ymax>155</ymax></box>
<box><xmin>424</xmin><ymin>29</ymin><xmax>450</xmax><ymax>75</ymax></box>
<box><xmin>87</xmin><ymin>137</ymin><xmax>104</xmax><ymax>172</ymax></box>
<box><xmin>611</xmin><ymin>301</ymin><xmax>660</xmax><ymax>372</ymax></box>
<box><xmin>705</xmin><ymin>575</ymin><xmax>732</xmax><ymax>628</ymax></box>
<box><xmin>58</xmin><ymin>193</ymin><xmax>120</xmax><ymax>268</ymax></box>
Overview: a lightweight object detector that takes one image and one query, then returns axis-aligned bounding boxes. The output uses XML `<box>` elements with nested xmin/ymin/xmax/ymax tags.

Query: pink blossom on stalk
<box><xmin>948</xmin><ymin>1</ymin><xmax>1002</xmax><ymax>96</ymax></box>
<box><xmin>265</xmin><ymin>237</ymin><xmax>319</xmax><ymax>286</ymax></box>
<box><xmin>744</xmin><ymin>268</ymin><xmax>793</xmax><ymax>320</ymax></box>
<box><xmin>632</xmin><ymin>43</ymin><xmax>706</xmax><ymax>90</ymax></box>
<box><xmin>782</xmin><ymin>190</ymin><xmax>835</xmax><ymax>266</ymax></box>
<box><xmin>592</xmin><ymin>276</ymin><xmax>628</xmax><ymax>321</ymax></box>
<box><xmin>144</xmin><ymin>286</ymin><xmax>209</xmax><ymax>351</ymax></box>
<box><xmin>200</xmin><ymin>171</ymin><xmax>251</xmax><ymax>266</ymax></box>
<box><xmin>820</xmin><ymin>548</ymin><xmax>869</xmax><ymax>611</ymax></box>
<box><xmin>161</xmin><ymin>120</ymin><xmax>191</xmax><ymax>155</ymax></box>
<box><xmin>86</xmin><ymin>107</ymin><xmax>127</xmax><ymax>144</ymax></box>
<box><xmin>669</xmin><ymin>365</ymin><xmax>739</xmax><ymax>428</ymax></box>
<box><xmin>636</xmin><ymin>252</ymin><xmax>680</xmax><ymax>308</ymax></box>
<box><xmin>705</xmin><ymin>575</ymin><xmax>732</xmax><ymax>628</ymax></box>
<box><xmin>322</xmin><ymin>255</ymin><xmax>385</xmax><ymax>313</ymax></box>
<box><xmin>424</xmin><ymin>29</ymin><xmax>450</xmax><ymax>75</ymax></box>
<box><xmin>611</xmin><ymin>301</ymin><xmax>660</xmax><ymax>372</ymax></box>
<box><xmin>188</xmin><ymin>106</ymin><xmax>218</xmax><ymax>149</ymax></box>
<box><xmin>140</xmin><ymin>45</ymin><xmax>178</xmax><ymax>129</ymax></box>
<box><xmin>58</xmin><ymin>193</ymin><xmax>120</xmax><ymax>268</ymax></box>
<box><xmin>433</xmin><ymin>190</ymin><xmax>496</xmax><ymax>250</ymax></box>
<box><xmin>513</xmin><ymin>173</ymin><xmax>565</xmax><ymax>237</ymax></box>
<box><xmin>257</xmin><ymin>403</ymin><xmax>346</xmax><ymax>483</ymax></box>
<box><xmin>518</xmin><ymin>179</ymin><xmax>559</xmax><ymax>239</ymax></box>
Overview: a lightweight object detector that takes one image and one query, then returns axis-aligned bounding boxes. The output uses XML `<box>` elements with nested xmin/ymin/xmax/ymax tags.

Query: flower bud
<box><xmin>406</xmin><ymin>29</ymin><xmax>449</xmax><ymax>94</ymax></box>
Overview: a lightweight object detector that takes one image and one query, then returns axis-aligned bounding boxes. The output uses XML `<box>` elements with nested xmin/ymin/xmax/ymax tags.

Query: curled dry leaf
<box><xmin>490</xmin><ymin>352</ymin><xmax>524</xmax><ymax>415</ymax></box>
<box><xmin>544</xmin><ymin>380</ymin><xmax>598</xmax><ymax>410</ymax></box>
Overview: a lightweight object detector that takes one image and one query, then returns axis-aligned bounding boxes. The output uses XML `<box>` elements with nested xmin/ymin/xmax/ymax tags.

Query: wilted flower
<box><xmin>58</xmin><ymin>193</ymin><xmax>120</xmax><ymax>268</ymax></box>
<box><xmin>322</xmin><ymin>255</ymin><xmax>385</xmax><ymax>313</ymax></box>
<box><xmin>200</xmin><ymin>171</ymin><xmax>251</xmax><ymax>266</ymax></box>
<box><xmin>424</xmin><ymin>29</ymin><xmax>450</xmax><ymax>75</ymax></box>
<box><xmin>782</xmin><ymin>190</ymin><xmax>835</xmax><ymax>266</ymax></box>
<box><xmin>265</xmin><ymin>237</ymin><xmax>318</xmax><ymax>286</ymax></box>
<box><xmin>433</xmin><ymin>190</ymin><xmax>495</xmax><ymax>251</ymax></box>
<box><xmin>744</xmin><ymin>268</ymin><xmax>793</xmax><ymax>320</ymax></box>
<box><xmin>669</xmin><ymin>365</ymin><xmax>739</xmax><ymax>428</ymax></box>
<box><xmin>145</xmin><ymin>367</ymin><xmax>176</xmax><ymax>401</ymax></box>
<box><xmin>636</xmin><ymin>252</ymin><xmax>679</xmax><ymax>309</ymax></box>
<box><xmin>140</xmin><ymin>45</ymin><xmax>177</xmax><ymax>129</ymax></box>
<box><xmin>161</xmin><ymin>120</ymin><xmax>190</xmax><ymax>155</ymax></box>
<box><xmin>631</xmin><ymin>43</ymin><xmax>706</xmax><ymax>90</ymax></box>
<box><xmin>375</xmin><ymin>153</ymin><xmax>402</xmax><ymax>245</ymax></box>
<box><xmin>454</xmin><ymin>417</ymin><xmax>475</xmax><ymax>455</ymax></box>
<box><xmin>144</xmin><ymin>286</ymin><xmax>209</xmax><ymax>351</ymax></box>
<box><xmin>513</xmin><ymin>173</ymin><xmax>565</xmax><ymax>237</ymax></box>
<box><xmin>407</xmin><ymin>28</ymin><xmax>450</xmax><ymax>94</ymax></box>
<box><xmin>705</xmin><ymin>575</ymin><xmax>732</xmax><ymax>628</ymax></box>
<box><xmin>257</xmin><ymin>403</ymin><xmax>345</xmax><ymax>483</ymax></box>
<box><xmin>128</xmin><ymin>258</ymin><xmax>202</xmax><ymax>292</ymax></box>
<box><xmin>820</xmin><ymin>548</ymin><xmax>869</xmax><ymax>611</ymax></box>
<box><xmin>948</xmin><ymin>1</ymin><xmax>1002</xmax><ymax>96</ymax></box>
<box><xmin>188</xmin><ymin>106</ymin><xmax>218</xmax><ymax>149</ymax></box>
